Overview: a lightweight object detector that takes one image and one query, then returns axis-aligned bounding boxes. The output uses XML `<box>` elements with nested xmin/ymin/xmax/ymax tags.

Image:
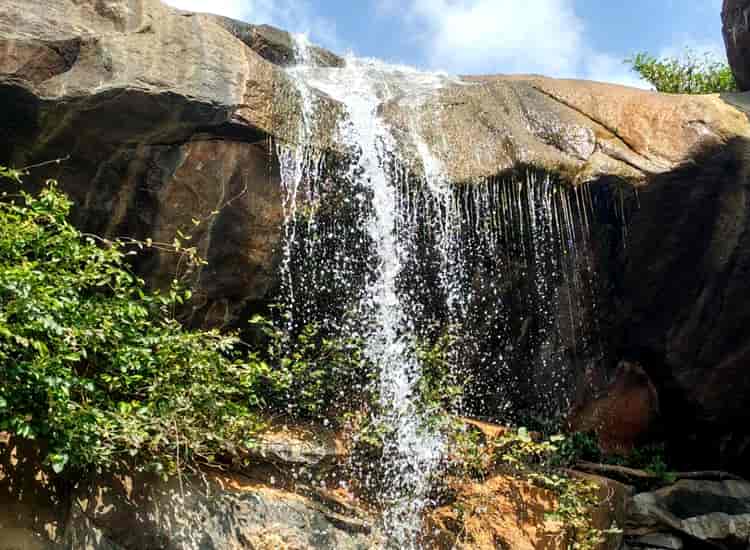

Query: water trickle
<box><xmin>278</xmin><ymin>34</ymin><xmax>607</xmax><ymax>548</ymax></box>
<box><xmin>305</xmin><ymin>57</ymin><xmax>449</xmax><ymax>548</ymax></box>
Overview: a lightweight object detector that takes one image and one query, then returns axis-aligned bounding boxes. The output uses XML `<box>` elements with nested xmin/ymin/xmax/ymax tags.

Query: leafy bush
<box><xmin>250</xmin><ymin>314</ymin><xmax>372</xmax><ymax>420</ymax></box>
<box><xmin>0</xmin><ymin>174</ymin><xmax>267</xmax><ymax>474</ymax></box>
<box><xmin>552</xmin><ymin>430</ymin><xmax>676</xmax><ymax>484</ymax></box>
<box><xmin>416</xmin><ymin>332</ymin><xmax>464</xmax><ymax>416</ymax></box>
<box><xmin>448</xmin><ymin>427</ymin><xmax>618</xmax><ymax>550</ymax></box>
<box><xmin>626</xmin><ymin>49</ymin><xmax>737</xmax><ymax>94</ymax></box>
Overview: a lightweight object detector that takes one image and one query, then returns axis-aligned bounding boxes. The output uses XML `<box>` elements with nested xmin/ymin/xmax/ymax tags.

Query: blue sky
<box><xmin>165</xmin><ymin>0</ymin><xmax>726</xmax><ymax>87</ymax></box>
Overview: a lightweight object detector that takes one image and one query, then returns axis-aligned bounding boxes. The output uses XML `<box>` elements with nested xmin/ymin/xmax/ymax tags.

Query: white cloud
<box><xmin>378</xmin><ymin>0</ymin><xmax>655</xmax><ymax>87</ymax></box>
<box><xmin>403</xmin><ymin>0</ymin><xmax>585</xmax><ymax>76</ymax></box>
<box><xmin>162</xmin><ymin>0</ymin><xmax>342</xmax><ymax>51</ymax></box>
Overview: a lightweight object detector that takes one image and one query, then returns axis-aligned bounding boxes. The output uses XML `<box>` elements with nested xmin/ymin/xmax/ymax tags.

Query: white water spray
<box><xmin>283</xmin><ymin>45</ymin><xmax>453</xmax><ymax>548</ymax></box>
<box><xmin>280</xmin><ymin>33</ymin><xmax>602</xmax><ymax>547</ymax></box>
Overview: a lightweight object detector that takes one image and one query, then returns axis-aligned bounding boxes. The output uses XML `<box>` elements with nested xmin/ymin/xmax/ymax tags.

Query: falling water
<box><xmin>276</xmin><ymin>34</ymin><xmax>323</xmax><ymax>335</ymax></box>
<box><xmin>280</xmin><ymin>34</ymin><xmax>606</xmax><ymax>548</ymax></box>
<box><xmin>304</xmin><ymin>58</ymin><xmax>450</xmax><ymax>548</ymax></box>
<box><xmin>281</xmin><ymin>43</ymin><xmax>454</xmax><ymax>547</ymax></box>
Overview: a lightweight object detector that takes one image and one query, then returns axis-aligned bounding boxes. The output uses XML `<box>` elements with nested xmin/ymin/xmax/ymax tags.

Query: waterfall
<box><xmin>279</xmin><ymin>34</ymin><xmax>603</xmax><ymax>549</ymax></box>
<box><xmin>302</xmin><ymin>57</ymin><xmax>450</xmax><ymax>548</ymax></box>
<box><xmin>281</xmin><ymin>41</ymin><xmax>454</xmax><ymax>548</ymax></box>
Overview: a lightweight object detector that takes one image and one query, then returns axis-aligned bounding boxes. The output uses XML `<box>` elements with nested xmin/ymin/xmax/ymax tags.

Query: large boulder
<box><xmin>2</xmin><ymin>0</ymin><xmax>750</xmax><ymax>474</ymax></box>
<box><xmin>624</xmin><ymin>479</ymin><xmax>750</xmax><ymax>548</ymax></box>
<box><xmin>568</xmin><ymin>362</ymin><xmax>660</xmax><ymax>454</ymax></box>
<box><xmin>0</xmin><ymin>430</ymin><xmax>378</xmax><ymax>550</ymax></box>
<box><xmin>724</xmin><ymin>0</ymin><xmax>750</xmax><ymax>91</ymax></box>
<box><xmin>396</xmin><ymin>75</ymin><xmax>749</xmax><ymax>184</ymax></box>
<box><xmin>0</xmin><ymin>0</ymin><xmax>340</xmax><ymax>327</ymax></box>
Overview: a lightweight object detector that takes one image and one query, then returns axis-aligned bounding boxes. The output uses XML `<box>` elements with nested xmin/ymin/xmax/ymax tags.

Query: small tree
<box><xmin>0</xmin><ymin>171</ymin><xmax>269</xmax><ymax>474</ymax></box>
<box><xmin>626</xmin><ymin>49</ymin><xmax>737</xmax><ymax>94</ymax></box>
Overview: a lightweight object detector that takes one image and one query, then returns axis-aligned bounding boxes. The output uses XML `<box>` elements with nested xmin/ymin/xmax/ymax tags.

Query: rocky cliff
<box><xmin>3</xmin><ymin>0</ymin><xmax>750</xmax><ymax>548</ymax></box>
<box><xmin>724</xmin><ymin>0</ymin><xmax>750</xmax><ymax>90</ymax></box>
<box><xmin>2</xmin><ymin>0</ymin><xmax>750</xmax><ymax>475</ymax></box>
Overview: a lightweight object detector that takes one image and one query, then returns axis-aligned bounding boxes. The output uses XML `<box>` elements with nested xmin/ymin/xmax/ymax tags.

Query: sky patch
<box><xmin>163</xmin><ymin>0</ymin><xmax>727</xmax><ymax>88</ymax></box>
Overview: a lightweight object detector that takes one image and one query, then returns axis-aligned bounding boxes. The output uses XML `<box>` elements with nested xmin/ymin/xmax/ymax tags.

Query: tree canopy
<box><xmin>627</xmin><ymin>49</ymin><xmax>737</xmax><ymax>94</ymax></box>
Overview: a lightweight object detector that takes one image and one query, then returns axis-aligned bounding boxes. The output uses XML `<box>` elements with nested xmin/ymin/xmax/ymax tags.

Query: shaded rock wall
<box><xmin>724</xmin><ymin>0</ymin><xmax>750</xmax><ymax>91</ymax></box>
<box><xmin>2</xmin><ymin>0</ymin><xmax>750</xmax><ymax>474</ymax></box>
<box><xmin>616</xmin><ymin>138</ymin><xmax>750</xmax><ymax>474</ymax></box>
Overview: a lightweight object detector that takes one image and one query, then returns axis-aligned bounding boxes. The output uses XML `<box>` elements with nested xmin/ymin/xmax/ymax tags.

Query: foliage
<box><xmin>416</xmin><ymin>331</ymin><xmax>464</xmax><ymax>416</ymax></box>
<box><xmin>449</xmin><ymin>427</ymin><xmax>618</xmax><ymax>550</ymax></box>
<box><xmin>0</xmin><ymin>175</ymin><xmax>267</xmax><ymax>474</ymax></box>
<box><xmin>552</xmin><ymin>431</ymin><xmax>603</xmax><ymax>466</ymax></box>
<box><xmin>626</xmin><ymin>49</ymin><xmax>737</xmax><ymax>94</ymax></box>
<box><xmin>250</xmin><ymin>314</ymin><xmax>372</xmax><ymax>420</ymax></box>
<box><xmin>0</xmin><ymin>166</ymin><xmax>24</xmax><ymax>183</ymax></box>
<box><xmin>494</xmin><ymin>429</ymin><xmax>617</xmax><ymax>550</ymax></box>
<box><xmin>553</xmin><ymin>431</ymin><xmax>676</xmax><ymax>484</ymax></box>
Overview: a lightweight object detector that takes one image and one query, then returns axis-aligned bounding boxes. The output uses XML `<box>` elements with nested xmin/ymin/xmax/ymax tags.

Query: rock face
<box><xmin>0</xmin><ymin>431</ymin><xmax>379</xmax><ymax>550</ymax></box>
<box><xmin>2</xmin><ymin>0</ymin><xmax>750</xmax><ymax>481</ymax></box>
<box><xmin>398</xmin><ymin>75</ymin><xmax>748</xmax><ymax>184</ymax></box>
<box><xmin>568</xmin><ymin>362</ymin><xmax>660</xmax><ymax>454</ymax></box>
<box><xmin>0</xmin><ymin>0</ymin><xmax>340</xmax><ymax>327</ymax></box>
<box><xmin>624</xmin><ymin>479</ymin><xmax>750</xmax><ymax>549</ymax></box>
<box><xmin>425</xmin><ymin>472</ymin><xmax>631</xmax><ymax>550</ymax></box>
<box><xmin>69</xmin><ymin>473</ymin><xmax>376</xmax><ymax>550</ymax></box>
<box><xmin>724</xmin><ymin>0</ymin><xmax>750</xmax><ymax>91</ymax></box>
<box><xmin>617</xmin><ymin>135</ymin><xmax>750</xmax><ymax>474</ymax></box>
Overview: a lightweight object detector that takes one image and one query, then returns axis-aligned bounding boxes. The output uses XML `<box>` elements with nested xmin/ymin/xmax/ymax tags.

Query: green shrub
<box><xmin>250</xmin><ymin>313</ymin><xmax>372</xmax><ymax>420</ymax></box>
<box><xmin>0</xmin><ymin>174</ymin><xmax>267</xmax><ymax>474</ymax></box>
<box><xmin>626</xmin><ymin>49</ymin><xmax>737</xmax><ymax>94</ymax></box>
<box><xmin>416</xmin><ymin>331</ymin><xmax>464</xmax><ymax>416</ymax></box>
<box><xmin>448</xmin><ymin>427</ymin><xmax>619</xmax><ymax>550</ymax></box>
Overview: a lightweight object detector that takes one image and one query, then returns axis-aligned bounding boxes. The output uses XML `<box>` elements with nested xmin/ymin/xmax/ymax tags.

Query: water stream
<box><xmin>281</xmin><ymin>40</ymin><xmax>456</xmax><ymax>548</ymax></box>
<box><xmin>279</xmin><ymin>35</ymin><xmax>603</xmax><ymax>549</ymax></box>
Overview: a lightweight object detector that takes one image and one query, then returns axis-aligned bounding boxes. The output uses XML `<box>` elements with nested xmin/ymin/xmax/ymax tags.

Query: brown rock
<box><xmin>569</xmin><ymin>362</ymin><xmax>659</xmax><ymax>454</ymax></box>
<box><xmin>571</xmin><ymin>472</ymin><xmax>633</xmax><ymax>550</ymax></box>
<box><xmin>723</xmin><ymin>0</ymin><xmax>750</xmax><ymax>91</ymax></box>
<box><xmin>424</xmin><ymin>474</ymin><xmax>564</xmax><ymax>550</ymax></box>
<box><xmin>425</xmin><ymin>472</ymin><xmax>630</xmax><ymax>550</ymax></box>
<box><xmin>387</xmin><ymin>74</ymin><xmax>750</xmax><ymax>185</ymax></box>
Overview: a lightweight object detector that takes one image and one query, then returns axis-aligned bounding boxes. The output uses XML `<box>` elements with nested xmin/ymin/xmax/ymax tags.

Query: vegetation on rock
<box><xmin>250</xmin><ymin>313</ymin><xmax>372</xmax><ymax>420</ymax></box>
<box><xmin>449</xmin><ymin>426</ymin><xmax>619</xmax><ymax>550</ymax></box>
<box><xmin>626</xmin><ymin>49</ymin><xmax>737</xmax><ymax>93</ymax></box>
<box><xmin>0</xmin><ymin>170</ymin><xmax>373</xmax><ymax>475</ymax></box>
<box><xmin>0</xmin><ymin>172</ymin><xmax>272</xmax><ymax>474</ymax></box>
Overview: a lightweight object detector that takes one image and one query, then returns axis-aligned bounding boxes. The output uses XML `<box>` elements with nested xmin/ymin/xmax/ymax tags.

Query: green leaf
<box><xmin>50</xmin><ymin>453</ymin><xmax>69</xmax><ymax>474</ymax></box>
